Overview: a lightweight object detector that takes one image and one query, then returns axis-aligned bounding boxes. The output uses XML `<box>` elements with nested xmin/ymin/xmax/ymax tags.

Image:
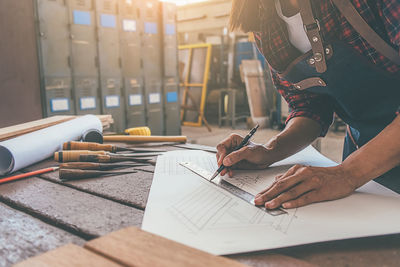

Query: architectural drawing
<box><xmin>142</xmin><ymin>147</ymin><xmax>400</xmax><ymax>255</ymax></box>
<box><xmin>170</xmin><ymin>182</ymin><xmax>297</xmax><ymax>234</ymax></box>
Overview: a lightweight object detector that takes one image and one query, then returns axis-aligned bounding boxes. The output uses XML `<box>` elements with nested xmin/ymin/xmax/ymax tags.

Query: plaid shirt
<box><xmin>254</xmin><ymin>0</ymin><xmax>400</xmax><ymax>135</ymax></box>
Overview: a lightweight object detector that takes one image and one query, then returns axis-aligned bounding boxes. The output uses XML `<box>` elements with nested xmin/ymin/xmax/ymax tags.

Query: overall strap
<box><xmin>298</xmin><ymin>0</ymin><xmax>327</xmax><ymax>73</ymax></box>
<box><xmin>332</xmin><ymin>0</ymin><xmax>400</xmax><ymax>65</ymax></box>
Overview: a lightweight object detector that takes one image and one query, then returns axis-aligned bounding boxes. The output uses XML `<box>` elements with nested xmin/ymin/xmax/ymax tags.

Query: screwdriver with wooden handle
<box><xmin>59</xmin><ymin>169</ymin><xmax>137</xmax><ymax>181</ymax></box>
<box><xmin>63</xmin><ymin>141</ymin><xmax>166</xmax><ymax>153</ymax></box>
<box><xmin>103</xmin><ymin>135</ymin><xmax>187</xmax><ymax>144</ymax></box>
<box><xmin>59</xmin><ymin>162</ymin><xmax>147</xmax><ymax>171</ymax></box>
<box><xmin>54</xmin><ymin>150</ymin><xmax>161</xmax><ymax>163</ymax></box>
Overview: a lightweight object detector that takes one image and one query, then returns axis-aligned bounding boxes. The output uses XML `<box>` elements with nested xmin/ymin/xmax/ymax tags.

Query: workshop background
<box><xmin>0</xmin><ymin>0</ymin><xmax>345</xmax><ymax>162</ymax></box>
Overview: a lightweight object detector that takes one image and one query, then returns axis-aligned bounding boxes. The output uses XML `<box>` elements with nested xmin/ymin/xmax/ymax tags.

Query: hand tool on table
<box><xmin>59</xmin><ymin>168</ymin><xmax>137</xmax><ymax>181</ymax></box>
<box><xmin>0</xmin><ymin>167</ymin><xmax>59</xmax><ymax>185</ymax></box>
<box><xmin>79</xmin><ymin>154</ymin><xmax>156</xmax><ymax>165</ymax></box>
<box><xmin>54</xmin><ymin>150</ymin><xmax>162</xmax><ymax>163</ymax></box>
<box><xmin>106</xmin><ymin>126</ymin><xmax>152</xmax><ymax>136</ymax></box>
<box><xmin>124</xmin><ymin>126</ymin><xmax>151</xmax><ymax>136</ymax></box>
<box><xmin>59</xmin><ymin>162</ymin><xmax>147</xmax><ymax>171</ymax></box>
<box><xmin>103</xmin><ymin>135</ymin><xmax>187</xmax><ymax>144</ymax></box>
<box><xmin>63</xmin><ymin>141</ymin><xmax>166</xmax><ymax>153</ymax></box>
<box><xmin>210</xmin><ymin>124</ymin><xmax>260</xmax><ymax>181</ymax></box>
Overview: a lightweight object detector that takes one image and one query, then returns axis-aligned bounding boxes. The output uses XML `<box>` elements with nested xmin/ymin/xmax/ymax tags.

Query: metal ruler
<box><xmin>179</xmin><ymin>161</ymin><xmax>287</xmax><ymax>216</ymax></box>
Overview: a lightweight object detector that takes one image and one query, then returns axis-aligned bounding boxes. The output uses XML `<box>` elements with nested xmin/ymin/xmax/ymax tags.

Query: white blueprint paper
<box><xmin>142</xmin><ymin>146</ymin><xmax>400</xmax><ymax>255</ymax></box>
<box><xmin>0</xmin><ymin>115</ymin><xmax>102</xmax><ymax>175</ymax></box>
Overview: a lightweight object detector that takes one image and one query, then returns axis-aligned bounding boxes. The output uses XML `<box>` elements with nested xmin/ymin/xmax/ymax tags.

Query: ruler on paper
<box><xmin>179</xmin><ymin>161</ymin><xmax>287</xmax><ymax>216</ymax></box>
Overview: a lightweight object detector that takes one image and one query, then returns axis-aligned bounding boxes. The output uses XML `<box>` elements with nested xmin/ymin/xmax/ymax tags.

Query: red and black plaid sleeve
<box><xmin>271</xmin><ymin>70</ymin><xmax>334</xmax><ymax>136</ymax></box>
<box><xmin>254</xmin><ymin>0</ymin><xmax>399</xmax><ymax>137</ymax></box>
<box><xmin>378</xmin><ymin>0</ymin><xmax>400</xmax><ymax>47</ymax></box>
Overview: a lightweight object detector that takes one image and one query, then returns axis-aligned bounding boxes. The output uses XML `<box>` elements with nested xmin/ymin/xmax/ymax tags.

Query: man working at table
<box><xmin>216</xmin><ymin>0</ymin><xmax>400</xmax><ymax>210</ymax></box>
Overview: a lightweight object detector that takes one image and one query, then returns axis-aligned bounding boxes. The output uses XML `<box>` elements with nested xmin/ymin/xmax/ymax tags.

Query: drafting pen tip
<box><xmin>210</xmin><ymin>171</ymin><xmax>220</xmax><ymax>181</ymax></box>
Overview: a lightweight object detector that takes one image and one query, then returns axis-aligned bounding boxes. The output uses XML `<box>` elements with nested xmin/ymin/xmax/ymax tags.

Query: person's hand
<box><xmin>216</xmin><ymin>134</ymin><xmax>273</xmax><ymax>177</ymax></box>
<box><xmin>254</xmin><ymin>164</ymin><xmax>358</xmax><ymax>209</ymax></box>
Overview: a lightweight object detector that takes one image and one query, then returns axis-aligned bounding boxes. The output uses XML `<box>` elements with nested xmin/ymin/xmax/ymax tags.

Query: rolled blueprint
<box><xmin>0</xmin><ymin>115</ymin><xmax>102</xmax><ymax>175</ymax></box>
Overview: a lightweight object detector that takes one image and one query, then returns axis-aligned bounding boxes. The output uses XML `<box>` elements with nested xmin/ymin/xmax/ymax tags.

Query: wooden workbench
<box><xmin>1</xmin><ymin>143</ymin><xmax>399</xmax><ymax>267</ymax></box>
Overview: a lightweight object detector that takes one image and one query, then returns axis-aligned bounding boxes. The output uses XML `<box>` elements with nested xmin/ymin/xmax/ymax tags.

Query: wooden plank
<box><xmin>0</xmin><ymin>116</ymin><xmax>74</xmax><ymax>141</ymax></box>
<box><xmin>0</xmin><ymin>178</ymin><xmax>144</xmax><ymax>238</ymax></box>
<box><xmin>85</xmin><ymin>227</ymin><xmax>248</xmax><ymax>267</ymax></box>
<box><xmin>0</xmin><ymin>202</ymin><xmax>84</xmax><ymax>267</ymax></box>
<box><xmin>240</xmin><ymin>60</ymin><xmax>270</xmax><ymax>127</ymax></box>
<box><xmin>245</xmin><ymin>77</ymin><xmax>268</xmax><ymax>117</ymax></box>
<box><xmin>14</xmin><ymin>244</ymin><xmax>122</xmax><ymax>267</ymax></box>
<box><xmin>0</xmin><ymin>115</ymin><xmax>114</xmax><ymax>142</ymax></box>
<box><xmin>276</xmin><ymin>235</ymin><xmax>400</xmax><ymax>267</ymax></box>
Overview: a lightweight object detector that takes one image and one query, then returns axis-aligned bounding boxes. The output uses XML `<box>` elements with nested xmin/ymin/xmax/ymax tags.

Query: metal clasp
<box><xmin>303</xmin><ymin>19</ymin><xmax>321</xmax><ymax>32</ymax></box>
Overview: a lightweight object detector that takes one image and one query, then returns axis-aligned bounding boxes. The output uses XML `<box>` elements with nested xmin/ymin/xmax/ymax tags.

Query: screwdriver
<box><xmin>59</xmin><ymin>169</ymin><xmax>137</xmax><ymax>181</ymax></box>
<box><xmin>79</xmin><ymin>154</ymin><xmax>156</xmax><ymax>165</ymax></box>
<box><xmin>54</xmin><ymin>150</ymin><xmax>161</xmax><ymax>163</ymax></box>
<box><xmin>103</xmin><ymin>135</ymin><xmax>187</xmax><ymax>144</ymax></box>
<box><xmin>63</xmin><ymin>141</ymin><xmax>166</xmax><ymax>153</ymax></box>
<box><xmin>59</xmin><ymin>162</ymin><xmax>147</xmax><ymax>171</ymax></box>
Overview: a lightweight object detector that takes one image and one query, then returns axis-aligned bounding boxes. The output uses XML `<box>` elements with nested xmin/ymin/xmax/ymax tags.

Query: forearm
<box><xmin>265</xmin><ymin>116</ymin><xmax>322</xmax><ymax>163</ymax></box>
<box><xmin>340</xmin><ymin>115</ymin><xmax>400</xmax><ymax>188</ymax></box>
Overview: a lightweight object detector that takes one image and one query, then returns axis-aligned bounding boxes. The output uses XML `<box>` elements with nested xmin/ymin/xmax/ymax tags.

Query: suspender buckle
<box><xmin>303</xmin><ymin>19</ymin><xmax>321</xmax><ymax>32</ymax></box>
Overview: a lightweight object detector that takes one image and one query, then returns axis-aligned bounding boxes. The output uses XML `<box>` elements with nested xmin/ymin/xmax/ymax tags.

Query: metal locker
<box><xmin>36</xmin><ymin>0</ymin><xmax>74</xmax><ymax>116</ymax></box>
<box><xmin>140</xmin><ymin>0</ymin><xmax>164</xmax><ymax>135</ymax></box>
<box><xmin>118</xmin><ymin>0</ymin><xmax>146</xmax><ymax>128</ymax></box>
<box><xmin>161</xmin><ymin>2</ymin><xmax>178</xmax><ymax>77</ymax></box>
<box><xmin>163</xmin><ymin>77</ymin><xmax>181</xmax><ymax>135</ymax></box>
<box><xmin>161</xmin><ymin>2</ymin><xmax>181</xmax><ymax>135</ymax></box>
<box><xmin>68</xmin><ymin>0</ymin><xmax>101</xmax><ymax>115</ymax></box>
<box><xmin>95</xmin><ymin>0</ymin><xmax>125</xmax><ymax>132</ymax></box>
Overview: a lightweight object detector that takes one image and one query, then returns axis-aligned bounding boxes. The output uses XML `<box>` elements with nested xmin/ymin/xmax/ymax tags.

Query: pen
<box><xmin>210</xmin><ymin>124</ymin><xmax>260</xmax><ymax>181</ymax></box>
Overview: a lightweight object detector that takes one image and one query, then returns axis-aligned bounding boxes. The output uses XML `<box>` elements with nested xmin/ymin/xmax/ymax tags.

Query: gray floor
<box><xmin>182</xmin><ymin>124</ymin><xmax>345</xmax><ymax>163</ymax></box>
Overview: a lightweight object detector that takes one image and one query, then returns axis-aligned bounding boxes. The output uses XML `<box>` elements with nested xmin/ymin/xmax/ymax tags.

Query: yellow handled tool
<box><xmin>103</xmin><ymin>135</ymin><xmax>187</xmax><ymax>144</ymax></box>
<box><xmin>79</xmin><ymin>154</ymin><xmax>155</xmax><ymax>165</ymax></box>
<box><xmin>124</xmin><ymin>126</ymin><xmax>151</xmax><ymax>136</ymax></box>
<box><xmin>55</xmin><ymin>150</ymin><xmax>160</xmax><ymax>163</ymax></box>
<box><xmin>63</xmin><ymin>142</ymin><xmax>117</xmax><ymax>153</ymax></box>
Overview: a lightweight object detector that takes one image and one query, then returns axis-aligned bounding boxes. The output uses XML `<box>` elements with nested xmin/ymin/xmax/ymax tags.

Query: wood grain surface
<box><xmin>274</xmin><ymin>234</ymin><xmax>400</xmax><ymax>267</ymax></box>
<box><xmin>228</xmin><ymin>253</ymin><xmax>316</xmax><ymax>267</ymax></box>
<box><xmin>14</xmin><ymin>244</ymin><xmax>122</xmax><ymax>267</ymax></box>
<box><xmin>0</xmin><ymin>115</ymin><xmax>114</xmax><ymax>141</ymax></box>
<box><xmin>85</xmin><ymin>227</ymin><xmax>248</xmax><ymax>267</ymax></box>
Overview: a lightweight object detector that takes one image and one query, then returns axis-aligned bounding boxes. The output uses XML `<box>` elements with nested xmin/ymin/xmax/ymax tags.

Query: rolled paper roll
<box><xmin>0</xmin><ymin>115</ymin><xmax>103</xmax><ymax>175</ymax></box>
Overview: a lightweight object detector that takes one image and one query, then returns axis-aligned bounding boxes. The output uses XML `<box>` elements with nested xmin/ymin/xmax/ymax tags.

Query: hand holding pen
<box><xmin>213</xmin><ymin>125</ymin><xmax>261</xmax><ymax>180</ymax></box>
